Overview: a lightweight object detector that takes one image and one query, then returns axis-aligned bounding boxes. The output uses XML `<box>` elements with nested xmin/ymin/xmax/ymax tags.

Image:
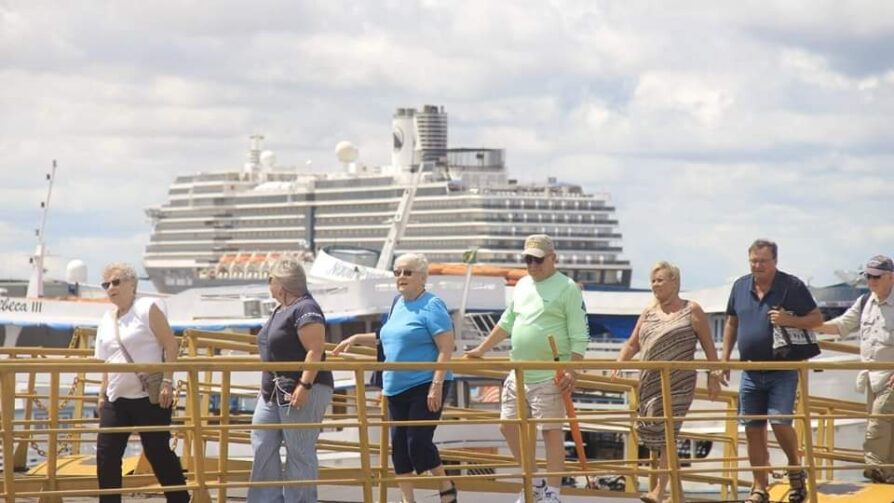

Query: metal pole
<box><xmin>659</xmin><ymin>368</ymin><xmax>682</xmax><ymax>503</ymax></box>
<box><xmin>355</xmin><ymin>370</ymin><xmax>375</xmax><ymax>503</ymax></box>
<box><xmin>1</xmin><ymin>371</ymin><xmax>17</xmax><ymax>503</ymax></box>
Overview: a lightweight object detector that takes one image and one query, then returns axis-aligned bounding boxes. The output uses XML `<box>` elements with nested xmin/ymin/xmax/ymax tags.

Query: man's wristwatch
<box><xmin>298</xmin><ymin>381</ymin><xmax>313</xmax><ymax>390</ymax></box>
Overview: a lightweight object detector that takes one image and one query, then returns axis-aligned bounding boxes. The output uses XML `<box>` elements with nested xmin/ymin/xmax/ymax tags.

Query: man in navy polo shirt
<box><xmin>721</xmin><ymin>239</ymin><xmax>822</xmax><ymax>503</ymax></box>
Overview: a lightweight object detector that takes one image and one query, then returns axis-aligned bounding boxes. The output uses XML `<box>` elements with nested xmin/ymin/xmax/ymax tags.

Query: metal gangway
<box><xmin>0</xmin><ymin>330</ymin><xmax>890</xmax><ymax>502</ymax></box>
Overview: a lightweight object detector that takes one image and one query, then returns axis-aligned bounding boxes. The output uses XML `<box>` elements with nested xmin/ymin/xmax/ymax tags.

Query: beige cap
<box><xmin>522</xmin><ymin>234</ymin><xmax>555</xmax><ymax>258</ymax></box>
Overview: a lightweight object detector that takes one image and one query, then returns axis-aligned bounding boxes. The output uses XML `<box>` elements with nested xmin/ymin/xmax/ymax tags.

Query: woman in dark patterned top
<box><xmin>613</xmin><ymin>261</ymin><xmax>721</xmax><ymax>503</ymax></box>
<box><xmin>248</xmin><ymin>258</ymin><xmax>334</xmax><ymax>503</ymax></box>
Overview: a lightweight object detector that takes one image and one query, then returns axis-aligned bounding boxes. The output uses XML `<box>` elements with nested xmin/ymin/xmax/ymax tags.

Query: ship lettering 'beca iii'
<box><xmin>143</xmin><ymin>105</ymin><xmax>631</xmax><ymax>294</ymax></box>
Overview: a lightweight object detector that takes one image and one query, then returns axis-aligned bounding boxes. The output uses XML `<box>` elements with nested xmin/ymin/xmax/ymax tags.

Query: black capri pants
<box><xmin>387</xmin><ymin>381</ymin><xmax>452</xmax><ymax>475</ymax></box>
<box><xmin>96</xmin><ymin>397</ymin><xmax>189</xmax><ymax>503</ymax></box>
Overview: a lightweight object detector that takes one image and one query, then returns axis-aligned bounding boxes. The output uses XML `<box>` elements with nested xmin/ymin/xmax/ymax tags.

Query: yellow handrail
<box><xmin>0</xmin><ymin>329</ymin><xmax>886</xmax><ymax>502</ymax></box>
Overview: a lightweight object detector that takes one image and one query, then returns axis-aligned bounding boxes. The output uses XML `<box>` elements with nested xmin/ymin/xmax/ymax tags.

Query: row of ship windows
<box><xmin>317</xmin><ymin>227</ymin><xmax>619</xmax><ymax>242</ymax></box>
<box><xmin>166</xmin><ymin>187</ymin><xmax>453</xmax><ymax>205</ymax></box>
<box><xmin>318</xmin><ymin>212</ymin><xmax>615</xmax><ymax>226</ymax></box>
<box><xmin>163</xmin><ymin>194</ymin><xmax>610</xmax><ymax>211</ymax></box>
<box><xmin>156</xmin><ymin>219</ymin><xmax>305</xmax><ymax>231</ymax></box>
<box><xmin>150</xmin><ymin>231</ymin><xmax>304</xmax><ymax>242</ymax></box>
<box><xmin>154</xmin><ymin>213</ymin><xmax>617</xmax><ymax>234</ymax></box>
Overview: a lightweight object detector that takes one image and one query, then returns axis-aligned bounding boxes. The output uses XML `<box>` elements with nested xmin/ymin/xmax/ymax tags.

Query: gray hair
<box><xmin>102</xmin><ymin>262</ymin><xmax>138</xmax><ymax>292</ymax></box>
<box><xmin>651</xmin><ymin>261</ymin><xmax>681</xmax><ymax>294</ymax></box>
<box><xmin>748</xmin><ymin>239</ymin><xmax>778</xmax><ymax>260</ymax></box>
<box><xmin>269</xmin><ymin>257</ymin><xmax>308</xmax><ymax>295</ymax></box>
<box><xmin>394</xmin><ymin>253</ymin><xmax>429</xmax><ymax>279</ymax></box>
<box><xmin>102</xmin><ymin>262</ymin><xmax>138</xmax><ymax>282</ymax></box>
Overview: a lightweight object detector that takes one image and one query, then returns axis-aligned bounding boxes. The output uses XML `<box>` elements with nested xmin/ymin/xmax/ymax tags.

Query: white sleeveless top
<box><xmin>94</xmin><ymin>297</ymin><xmax>165</xmax><ymax>402</ymax></box>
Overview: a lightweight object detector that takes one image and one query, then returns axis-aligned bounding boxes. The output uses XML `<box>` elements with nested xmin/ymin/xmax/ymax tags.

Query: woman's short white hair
<box><xmin>394</xmin><ymin>253</ymin><xmax>429</xmax><ymax>279</ymax></box>
<box><xmin>269</xmin><ymin>257</ymin><xmax>308</xmax><ymax>295</ymax></box>
<box><xmin>102</xmin><ymin>262</ymin><xmax>138</xmax><ymax>293</ymax></box>
<box><xmin>651</xmin><ymin>261</ymin><xmax>681</xmax><ymax>294</ymax></box>
<box><xmin>102</xmin><ymin>262</ymin><xmax>138</xmax><ymax>282</ymax></box>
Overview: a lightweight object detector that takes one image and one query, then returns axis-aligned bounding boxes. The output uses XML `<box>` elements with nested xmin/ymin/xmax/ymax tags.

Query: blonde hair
<box><xmin>269</xmin><ymin>257</ymin><xmax>308</xmax><ymax>295</ymax></box>
<box><xmin>650</xmin><ymin>261</ymin><xmax>681</xmax><ymax>294</ymax></box>
<box><xmin>394</xmin><ymin>253</ymin><xmax>429</xmax><ymax>280</ymax></box>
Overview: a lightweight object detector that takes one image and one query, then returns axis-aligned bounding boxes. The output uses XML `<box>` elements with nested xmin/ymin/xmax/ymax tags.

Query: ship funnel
<box><xmin>392</xmin><ymin>108</ymin><xmax>417</xmax><ymax>171</ymax></box>
<box><xmin>244</xmin><ymin>134</ymin><xmax>265</xmax><ymax>178</ymax></box>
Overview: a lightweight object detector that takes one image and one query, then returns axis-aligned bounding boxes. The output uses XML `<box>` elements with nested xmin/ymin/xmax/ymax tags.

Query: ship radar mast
<box><xmin>27</xmin><ymin>161</ymin><xmax>57</xmax><ymax>298</ymax></box>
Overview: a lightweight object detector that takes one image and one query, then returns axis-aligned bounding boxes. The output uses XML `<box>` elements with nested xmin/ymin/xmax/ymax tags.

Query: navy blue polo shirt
<box><xmin>257</xmin><ymin>293</ymin><xmax>334</xmax><ymax>401</ymax></box>
<box><xmin>726</xmin><ymin>270</ymin><xmax>817</xmax><ymax>362</ymax></box>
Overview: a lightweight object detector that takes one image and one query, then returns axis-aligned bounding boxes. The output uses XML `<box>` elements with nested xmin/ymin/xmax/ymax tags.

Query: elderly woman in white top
<box><xmin>93</xmin><ymin>263</ymin><xmax>188</xmax><ymax>503</ymax></box>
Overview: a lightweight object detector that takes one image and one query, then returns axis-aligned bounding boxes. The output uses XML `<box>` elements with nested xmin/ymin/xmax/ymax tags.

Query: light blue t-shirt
<box><xmin>380</xmin><ymin>292</ymin><xmax>454</xmax><ymax>396</ymax></box>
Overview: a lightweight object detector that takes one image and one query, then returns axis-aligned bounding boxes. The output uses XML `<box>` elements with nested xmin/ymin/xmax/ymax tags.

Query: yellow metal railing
<box><xmin>0</xmin><ymin>330</ymin><xmax>885</xmax><ymax>502</ymax></box>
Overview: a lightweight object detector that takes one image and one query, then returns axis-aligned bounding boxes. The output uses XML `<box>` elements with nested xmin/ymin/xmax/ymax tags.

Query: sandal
<box><xmin>639</xmin><ymin>495</ymin><xmax>660</xmax><ymax>503</ymax></box>
<box><xmin>439</xmin><ymin>481</ymin><xmax>458</xmax><ymax>503</ymax></box>
<box><xmin>746</xmin><ymin>488</ymin><xmax>769</xmax><ymax>503</ymax></box>
<box><xmin>787</xmin><ymin>470</ymin><xmax>807</xmax><ymax>503</ymax></box>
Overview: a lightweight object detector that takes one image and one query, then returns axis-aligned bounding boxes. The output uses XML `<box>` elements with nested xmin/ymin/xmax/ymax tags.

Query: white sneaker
<box><xmin>514</xmin><ymin>479</ymin><xmax>547</xmax><ymax>503</ymax></box>
<box><xmin>541</xmin><ymin>486</ymin><xmax>562</xmax><ymax>503</ymax></box>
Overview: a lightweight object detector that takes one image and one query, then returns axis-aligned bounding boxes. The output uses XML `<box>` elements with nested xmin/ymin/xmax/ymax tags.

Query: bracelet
<box><xmin>161</xmin><ymin>378</ymin><xmax>173</xmax><ymax>384</ymax></box>
<box><xmin>431</xmin><ymin>379</ymin><xmax>444</xmax><ymax>386</ymax></box>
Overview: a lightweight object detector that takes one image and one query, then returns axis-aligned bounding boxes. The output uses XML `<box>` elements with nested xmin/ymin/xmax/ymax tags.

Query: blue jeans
<box><xmin>248</xmin><ymin>384</ymin><xmax>333</xmax><ymax>503</ymax></box>
<box><xmin>738</xmin><ymin>370</ymin><xmax>799</xmax><ymax>427</ymax></box>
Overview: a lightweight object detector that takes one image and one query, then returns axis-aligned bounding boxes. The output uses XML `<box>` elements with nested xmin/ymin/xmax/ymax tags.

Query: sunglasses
<box><xmin>101</xmin><ymin>278</ymin><xmax>123</xmax><ymax>290</ymax></box>
<box><xmin>523</xmin><ymin>255</ymin><xmax>546</xmax><ymax>265</ymax></box>
<box><xmin>393</xmin><ymin>269</ymin><xmax>415</xmax><ymax>277</ymax></box>
<box><xmin>866</xmin><ymin>273</ymin><xmax>885</xmax><ymax>280</ymax></box>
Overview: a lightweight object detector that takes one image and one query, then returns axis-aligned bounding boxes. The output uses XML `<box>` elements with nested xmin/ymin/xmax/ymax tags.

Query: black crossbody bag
<box><xmin>771</xmin><ymin>288</ymin><xmax>821</xmax><ymax>361</ymax></box>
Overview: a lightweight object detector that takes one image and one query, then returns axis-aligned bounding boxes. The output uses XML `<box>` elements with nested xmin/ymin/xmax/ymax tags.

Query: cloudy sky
<box><xmin>2</xmin><ymin>0</ymin><xmax>893</xmax><ymax>289</ymax></box>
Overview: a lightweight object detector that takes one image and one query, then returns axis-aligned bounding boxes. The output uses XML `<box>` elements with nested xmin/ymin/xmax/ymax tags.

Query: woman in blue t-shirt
<box><xmin>333</xmin><ymin>253</ymin><xmax>458</xmax><ymax>503</ymax></box>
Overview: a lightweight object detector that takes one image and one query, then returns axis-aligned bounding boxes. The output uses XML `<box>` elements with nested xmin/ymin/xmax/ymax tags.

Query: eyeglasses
<box><xmin>267</xmin><ymin>277</ymin><xmax>273</xmax><ymax>284</ymax></box>
<box><xmin>101</xmin><ymin>278</ymin><xmax>123</xmax><ymax>290</ymax></box>
<box><xmin>524</xmin><ymin>255</ymin><xmax>545</xmax><ymax>265</ymax></box>
<box><xmin>393</xmin><ymin>269</ymin><xmax>415</xmax><ymax>278</ymax></box>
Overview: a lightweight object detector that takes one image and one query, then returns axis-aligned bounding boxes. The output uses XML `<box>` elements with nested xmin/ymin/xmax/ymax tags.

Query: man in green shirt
<box><xmin>465</xmin><ymin>234</ymin><xmax>589</xmax><ymax>503</ymax></box>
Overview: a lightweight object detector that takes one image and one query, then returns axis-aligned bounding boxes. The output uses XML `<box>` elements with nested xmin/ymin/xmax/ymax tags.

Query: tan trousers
<box><xmin>865</xmin><ymin>386</ymin><xmax>894</xmax><ymax>479</ymax></box>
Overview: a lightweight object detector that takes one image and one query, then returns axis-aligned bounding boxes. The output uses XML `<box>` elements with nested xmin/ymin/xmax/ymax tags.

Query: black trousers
<box><xmin>96</xmin><ymin>397</ymin><xmax>189</xmax><ymax>503</ymax></box>
<box><xmin>387</xmin><ymin>381</ymin><xmax>451</xmax><ymax>475</ymax></box>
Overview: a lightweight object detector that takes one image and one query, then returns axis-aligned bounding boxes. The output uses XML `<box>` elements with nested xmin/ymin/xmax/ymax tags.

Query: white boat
<box><xmin>143</xmin><ymin>105</ymin><xmax>633</xmax><ymax>293</ymax></box>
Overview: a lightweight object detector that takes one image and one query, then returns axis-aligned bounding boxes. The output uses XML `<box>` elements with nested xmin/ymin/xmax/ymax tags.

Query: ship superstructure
<box><xmin>143</xmin><ymin>106</ymin><xmax>631</xmax><ymax>293</ymax></box>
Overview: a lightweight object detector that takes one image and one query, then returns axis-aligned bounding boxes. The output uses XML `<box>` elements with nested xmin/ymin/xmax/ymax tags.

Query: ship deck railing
<box><xmin>0</xmin><ymin>329</ymin><xmax>884</xmax><ymax>502</ymax></box>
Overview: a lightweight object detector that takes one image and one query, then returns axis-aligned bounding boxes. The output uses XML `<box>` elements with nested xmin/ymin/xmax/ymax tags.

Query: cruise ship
<box><xmin>143</xmin><ymin>105</ymin><xmax>632</xmax><ymax>294</ymax></box>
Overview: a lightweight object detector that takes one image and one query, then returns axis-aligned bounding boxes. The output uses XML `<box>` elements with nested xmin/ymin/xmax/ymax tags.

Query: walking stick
<box><xmin>547</xmin><ymin>335</ymin><xmax>594</xmax><ymax>489</ymax></box>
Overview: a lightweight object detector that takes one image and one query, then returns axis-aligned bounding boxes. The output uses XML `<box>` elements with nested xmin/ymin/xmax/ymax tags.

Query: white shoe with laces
<box><xmin>541</xmin><ymin>486</ymin><xmax>562</xmax><ymax>503</ymax></box>
<box><xmin>514</xmin><ymin>479</ymin><xmax>547</xmax><ymax>503</ymax></box>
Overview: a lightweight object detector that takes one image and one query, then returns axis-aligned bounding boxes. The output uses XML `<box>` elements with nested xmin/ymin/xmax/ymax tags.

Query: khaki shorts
<box><xmin>500</xmin><ymin>374</ymin><xmax>565</xmax><ymax>431</ymax></box>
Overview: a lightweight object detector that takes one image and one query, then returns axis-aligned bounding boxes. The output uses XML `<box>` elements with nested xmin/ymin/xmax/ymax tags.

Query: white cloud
<box><xmin>1</xmin><ymin>0</ymin><xmax>893</xmax><ymax>290</ymax></box>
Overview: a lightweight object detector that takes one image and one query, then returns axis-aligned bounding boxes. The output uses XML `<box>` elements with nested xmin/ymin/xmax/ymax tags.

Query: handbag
<box><xmin>771</xmin><ymin>289</ymin><xmax>821</xmax><ymax>361</ymax></box>
<box><xmin>112</xmin><ymin>311</ymin><xmax>165</xmax><ymax>404</ymax></box>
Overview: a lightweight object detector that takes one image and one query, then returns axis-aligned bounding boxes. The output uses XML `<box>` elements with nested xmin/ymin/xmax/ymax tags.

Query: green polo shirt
<box><xmin>498</xmin><ymin>271</ymin><xmax>590</xmax><ymax>383</ymax></box>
